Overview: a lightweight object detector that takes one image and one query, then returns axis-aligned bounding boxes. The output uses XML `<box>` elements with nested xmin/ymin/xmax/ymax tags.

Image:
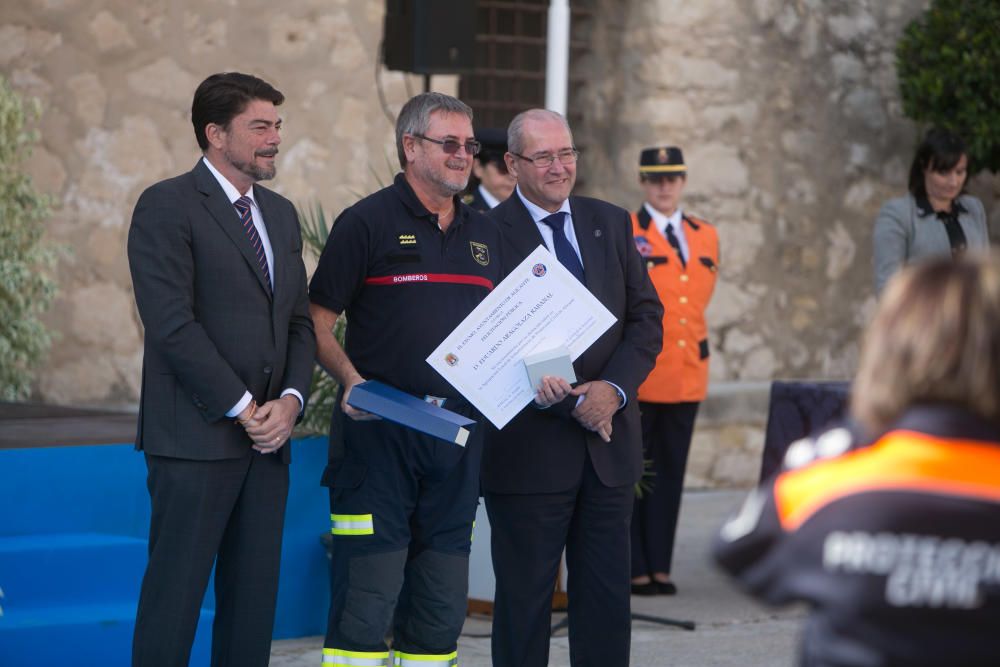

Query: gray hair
<box><xmin>395</xmin><ymin>92</ymin><xmax>474</xmax><ymax>169</ymax></box>
<box><xmin>507</xmin><ymin>108</ymin><xmax>573</xmax><ymax>155</ymax></box>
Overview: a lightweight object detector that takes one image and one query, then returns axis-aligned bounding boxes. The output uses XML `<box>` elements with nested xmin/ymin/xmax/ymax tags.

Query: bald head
<box><xmin>507</xmin><ymin>109</ymin><xmax>573</xmax><ymax>156</ymax></box>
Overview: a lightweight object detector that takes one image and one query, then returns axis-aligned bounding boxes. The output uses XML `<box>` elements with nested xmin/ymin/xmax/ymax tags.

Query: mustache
<box><xmin>256</xmin><ymin>148</ymin><xmax>279</xmax><ymax>158</ymax></box>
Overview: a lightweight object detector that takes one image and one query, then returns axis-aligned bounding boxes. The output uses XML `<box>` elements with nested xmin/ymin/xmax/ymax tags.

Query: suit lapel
<box><xmin>194</xmin><ymin>161</ymin><xmax>272</xmax><ymax>299</ymax></box>
<box><xmin>499</xmin><ymin>196</ymin><xmax>546</xmax><ymax>260</ymax></box>
<box><xmin>570</xmin><ymin>198</ymin><xmax>607</xmax><ymax>298</ymax></box>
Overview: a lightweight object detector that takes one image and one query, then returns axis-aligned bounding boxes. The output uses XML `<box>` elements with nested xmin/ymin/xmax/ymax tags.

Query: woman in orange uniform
<box><xmin>629</xmin><ymin>146</ymin><xmax>719</xmax><ymax>595</ymax></box>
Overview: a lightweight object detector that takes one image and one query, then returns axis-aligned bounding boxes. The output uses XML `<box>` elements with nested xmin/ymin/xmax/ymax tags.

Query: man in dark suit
<box><xmin>127</xmin><ymin>72</ymin><xmax>315</xmax><ymax>667</ymax></box>
<box><xmin>483</xmin><ymin>109</ymin><xmax>664</xmax><ymax>666</ymax></box>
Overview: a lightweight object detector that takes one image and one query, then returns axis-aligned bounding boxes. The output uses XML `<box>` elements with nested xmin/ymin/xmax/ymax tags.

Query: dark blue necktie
<box><xmin>665</xmin><ymin>222</ymin><xmax>686</xmax><ymax>267</ymax></box>
<box><xmin>541</xmin><ymin>212</ymin><xmax>586</xmax><ymax>284</ymax></box>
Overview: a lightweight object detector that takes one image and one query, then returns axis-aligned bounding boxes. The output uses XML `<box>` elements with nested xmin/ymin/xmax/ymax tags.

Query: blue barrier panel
<box><xmin>275</xmin><ymin>434</ymin><xmax>331</xmax><ymax>639</ymax></box>
<box><xmin>0</xmin><ymin>434</ymin><xmax>331</xmax><ymax>664</ymax></box>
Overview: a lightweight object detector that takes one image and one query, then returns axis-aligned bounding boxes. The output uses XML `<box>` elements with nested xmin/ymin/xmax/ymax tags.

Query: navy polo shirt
<box><xmin>310</xmin><ymin>173</ymin><xmax>504</xmax><ymax>400</ymax></box>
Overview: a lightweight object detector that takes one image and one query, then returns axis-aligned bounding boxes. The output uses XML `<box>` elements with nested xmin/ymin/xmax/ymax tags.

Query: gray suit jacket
<box><xmin>873</xmin><ymin>193</ymin><xmax>989</xmax><ymax>293</ymax></box>
<box><xmin>481</xmin><ymin>194</ymin><xmax>663</xmax><ymax>494</ymax></box>
<box><xmin>127</xmin><ymin>160</ymin><xmax>315</xmax><ymax>462</ymax></box>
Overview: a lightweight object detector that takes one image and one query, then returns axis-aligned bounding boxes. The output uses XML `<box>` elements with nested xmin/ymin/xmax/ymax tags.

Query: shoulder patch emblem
<box><xmin>634</xmin><ymin>235</ymin><xmax>653</xmax><ymax>257</ymax></box>
<box><xmin>470</xmin><ymin>241</ymin><xmax>489</xmax><ymax>266</ymax></box>
<box><xmin>399</xmin><ymin>233</ymin><xmax>417</xmax><ymax>247</ymax></box>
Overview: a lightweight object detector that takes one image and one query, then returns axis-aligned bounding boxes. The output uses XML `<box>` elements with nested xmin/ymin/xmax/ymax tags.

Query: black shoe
<box><xmin>631</xmin><ymin>581</ymin><xmax>658</xmax><ymax>596</ymax></box>
<box><xmin>656</xmin><ymin>581</ymin><xmax>677</xmax><ymax>595</ymax></box>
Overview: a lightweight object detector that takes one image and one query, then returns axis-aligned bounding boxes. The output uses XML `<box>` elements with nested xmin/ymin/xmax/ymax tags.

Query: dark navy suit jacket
<box><xmin>482</xmin><ymin>193</ymin><xmax>663</xmax><ymax>493</ymax></box>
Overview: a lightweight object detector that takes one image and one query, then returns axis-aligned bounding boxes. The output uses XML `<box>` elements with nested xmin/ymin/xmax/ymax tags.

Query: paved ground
<box><xmin>270</xmin><ymin>489</ymin><xmax>806</xmax><ymax>666</ymax></box>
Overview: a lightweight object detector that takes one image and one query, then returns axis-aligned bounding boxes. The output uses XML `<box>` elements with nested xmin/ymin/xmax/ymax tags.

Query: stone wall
<box><xmin>2</xmin><ymin>0</ymin><xmax>453</xmax><ymax>407</ymax></box>
<box><xmin>4</xmin><ymin>1</ymin><xmax>998</xmax><ymax>486</ymax></box>
<box><xmin>574</xmin><ymin>0</ymin><xmax>1000</xmax><ymax>389</ymax></box>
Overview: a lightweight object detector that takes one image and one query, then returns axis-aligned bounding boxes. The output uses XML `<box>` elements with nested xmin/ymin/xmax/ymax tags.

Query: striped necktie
<box><xmin>233</xmin><ymin>195</ymin><xmax>271</xmax><ymax>288</ymax></box>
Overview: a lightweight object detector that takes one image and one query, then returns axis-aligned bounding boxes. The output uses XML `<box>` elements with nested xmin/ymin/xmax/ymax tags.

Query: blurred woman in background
<box><xmin>715</xmin><ymin>252</ymin><xmax>1000</xmax><ymax>667</ymax></box>
<box><xmin>872</xmin><ymin>127</ymin><xmax>989</xmax><ymax>293</ymax></box>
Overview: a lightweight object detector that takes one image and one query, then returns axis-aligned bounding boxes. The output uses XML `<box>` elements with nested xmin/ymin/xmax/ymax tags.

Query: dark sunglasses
<box><xmin>412</xmin><ymin>134</ymin><xmax>481</xmax><ymax>156</ymax></box>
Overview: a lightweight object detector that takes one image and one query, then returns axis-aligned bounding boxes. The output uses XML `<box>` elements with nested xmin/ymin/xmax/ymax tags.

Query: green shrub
<box><xmin>296</xmin><ymin>163</ymin><xmax>393</xmax><ymax>435</ymax></box>
<box><xmin>0</xmin><ymin>76</ymin><xmax>54</xmax><ymax>401</ymax></box>
<box><xmin>297</xmin><ymin>202</ymin><xmax>344</xmax><ymax>435</ymax></box>
<box><xmin>896</xmin><ymin>0</ymin><xmax>1000</xmax><ymax>172</ymax></box>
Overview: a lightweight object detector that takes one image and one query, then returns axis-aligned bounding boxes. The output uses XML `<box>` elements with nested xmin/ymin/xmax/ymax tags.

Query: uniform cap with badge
<box><xmin>639</xmin><ymin>146</ymin><xmax>686</xmax><ymax>177</ymax></box>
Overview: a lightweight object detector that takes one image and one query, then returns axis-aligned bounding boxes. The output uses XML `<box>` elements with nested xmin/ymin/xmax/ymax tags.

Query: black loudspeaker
<box><xmin>383</xmin><ymin>0</ymin><xmax>478</xmax><ymax>74</ymax></box>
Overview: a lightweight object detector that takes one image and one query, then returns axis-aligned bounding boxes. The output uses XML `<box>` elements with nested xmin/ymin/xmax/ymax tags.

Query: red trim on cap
<box><xmin>364</xmin><ymin>273</ymin><xmax>494</xmax><ymax>290</ymax></box>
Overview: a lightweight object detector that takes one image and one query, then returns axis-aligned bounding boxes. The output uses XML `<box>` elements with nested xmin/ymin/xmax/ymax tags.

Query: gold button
<box><xmin>679</xmin><ymin>296</ymin><xmax>688</xmax><ymax>304</ymax></box>
<box><xmin>678</xmin><ymin>340</ymin><xmax>686</xmax><ymax>347</ymax></box>
<box><xmin>680</xmin><ymin>274</ymin><xmax>689</xmax><ymax>282</ymax></box>
<box><xmin>647</xmin><ymin>261</ymin><xmax>654</xmax><ymax>271</ymax></box>
<box><xmin>680</xmin><ymin>318</ymin><xmax>687</xmax><ymax>325</ymax></box>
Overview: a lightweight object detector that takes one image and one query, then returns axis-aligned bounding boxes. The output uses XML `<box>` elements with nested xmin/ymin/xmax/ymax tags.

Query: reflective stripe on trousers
<box><xmin>393</xmin><ymin>650</ymin><xmax>458</xmax><ymax>666</ymax></box>
<box><xmin>322</xmin><ymin>647</ymin><xmax>389</xmax><ymax>666</ymax></box>
<box><xmin>330</xmin><ymin>513</ymin><xmax>374</xmax><ymax>535</ymax></box>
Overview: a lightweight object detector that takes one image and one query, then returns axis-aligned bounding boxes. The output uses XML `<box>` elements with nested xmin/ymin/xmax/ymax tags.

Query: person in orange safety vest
<box><xmin>714</xmin><ymin>253</ymin><xmax>1000</xmax><ymax>667</ymax></box>
<box><xmin>629</xmin><ymin>145</ymin><xmax>719</xmax><ymax>596</ymax></box>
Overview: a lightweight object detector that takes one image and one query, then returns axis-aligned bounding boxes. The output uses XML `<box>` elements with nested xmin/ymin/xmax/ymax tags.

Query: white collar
<box><xmin>516</xmin><ymin>185</ymin><xmax>572</xmax><ymax>224</ymax></box>
<box><xmin>643</xmin><ymin>202</ymin><xmax>682</xmax><ymax>235</ymax></box>
<box><xmin>202</xmin><ymin>156</ymin><xmax>256</xmax><ymax>208</ymax></box>
<box><xmin>478</xmin><ymin>185</ymin><xmax>501</xmax><ymax>209</ymax></box>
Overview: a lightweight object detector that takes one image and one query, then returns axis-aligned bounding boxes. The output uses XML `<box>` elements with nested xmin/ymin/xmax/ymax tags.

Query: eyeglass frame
<box><xmin>411</xmin><ymin>133</ymin><xmax>481</xmax><ymax>156</ymax></box>
<box><xmin>510</xmin><ymin>149</ymin><xmax>581</xmax><ymax>168</ymax></box>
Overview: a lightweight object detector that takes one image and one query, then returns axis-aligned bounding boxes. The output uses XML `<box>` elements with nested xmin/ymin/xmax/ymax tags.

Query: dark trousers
<box><xmin>630</xmin><ymin>401</ymin><xmax>699</xmax><ymax>577</ymax></box>
<box><xmin>132</xmin><ymin>452</ymin><xmax>289</xmax><ymax>667</ymax></box>
<box><xmin>485</xmin><ymin>450</ymin><xmax>634</xmax><ymax>667</ymax></box>
<box><xmin>324</xmin><ymin>417</ymin><xmax>482</xmax><ymax>655</ymax></box>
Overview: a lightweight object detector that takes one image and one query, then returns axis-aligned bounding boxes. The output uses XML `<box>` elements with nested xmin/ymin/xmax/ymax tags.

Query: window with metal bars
<box><xmin>459</xmin><ymin>1</ymin><xmax>591</xmax><ymax>130</ymax></box>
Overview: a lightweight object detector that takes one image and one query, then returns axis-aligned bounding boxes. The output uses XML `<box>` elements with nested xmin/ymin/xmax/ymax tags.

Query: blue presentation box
<box><xmin>346</xmin><ymin>380</ymin><xmax>475</xmax><ymax>446</ymax></box>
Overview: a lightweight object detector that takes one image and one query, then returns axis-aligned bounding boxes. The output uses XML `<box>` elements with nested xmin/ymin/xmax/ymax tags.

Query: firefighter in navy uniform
<box><xmin>308</xmin><ymin>93</ymin><xmax>503</xmax><ymax>667</ymax></box>
<box><xmin>462</xmin><ymin>127</ymin><xmax>515</xmax><ymax>212</ymax></box>
<box><xmin>714</xmin><ymin>253</ymin><xmax>1000</xmax><ymax>667</ymax></box>
<box><xmin>629</xmin><ymin>145</ymin><xmax>719</xmax><ymax>595</ymax></box>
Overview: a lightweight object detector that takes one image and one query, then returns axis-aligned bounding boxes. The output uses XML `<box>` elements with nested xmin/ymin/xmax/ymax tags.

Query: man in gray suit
<box><xmin>127</xmin><ymin>72</ymin><xmax>315</xmax><ymax>667</ymax></box>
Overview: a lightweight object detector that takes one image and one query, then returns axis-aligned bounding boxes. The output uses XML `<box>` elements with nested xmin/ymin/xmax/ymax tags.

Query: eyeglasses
<box><xmin>512</xmin><ymin>149</ymin><xmax>580</xmax><ymax>168</ymax></box>
<box><xmin>412</xmin><ymin>134</ymin><xmax>481</xmax><ymax>156</ymax></box>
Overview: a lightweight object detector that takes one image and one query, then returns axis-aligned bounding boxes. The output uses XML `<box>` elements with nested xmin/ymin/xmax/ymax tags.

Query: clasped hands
<box><xmin>236</xmin><ymin>395</ymin><xmax>300</xmax><ymax>453</ymax></box>
<box><xmin>534</xmin><ymin>376</ymin><xmax>618</xmax><ymax>443</ymax></box>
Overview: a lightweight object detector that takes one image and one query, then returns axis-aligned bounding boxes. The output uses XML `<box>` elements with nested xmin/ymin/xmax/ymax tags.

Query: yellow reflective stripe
<box><xmin>392</xmin><ymin>650</ymin><xmax>458</xmax><ymax>666</ymax></box>
<box><xmin>330</xmin><ymin>513</ymin><xmax>374</xmax><ymax>536</ymax></box>
<box><xmin>322</xmin><ymin>647</ymin><xmax>389</xmax><ymax>666</ymax></box>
